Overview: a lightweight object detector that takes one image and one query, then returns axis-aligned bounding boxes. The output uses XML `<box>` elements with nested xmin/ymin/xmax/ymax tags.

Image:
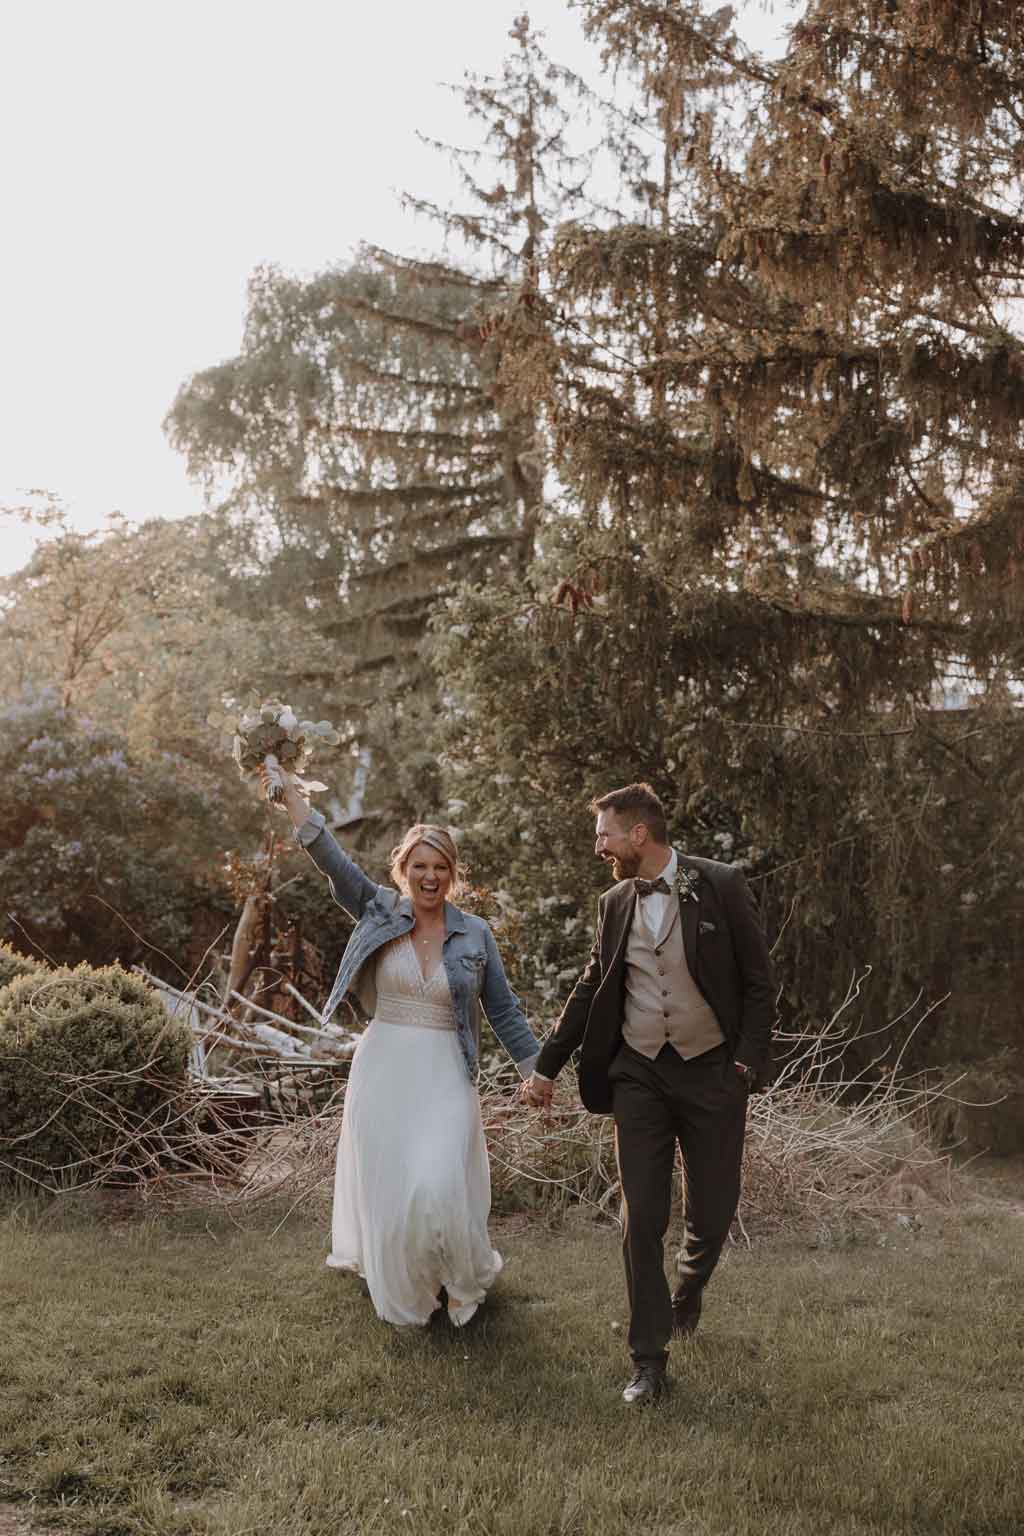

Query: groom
<box><xmin>524</xmin><ymin>783</ymin><xmax>775</xmax><ymax>1405</ymax></box>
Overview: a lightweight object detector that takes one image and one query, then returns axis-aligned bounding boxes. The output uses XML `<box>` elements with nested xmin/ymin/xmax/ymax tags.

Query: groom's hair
<box><xmin>589</xmin><ymin>782</ymin><xmax>668</xmax><ymax>844</ymax></box>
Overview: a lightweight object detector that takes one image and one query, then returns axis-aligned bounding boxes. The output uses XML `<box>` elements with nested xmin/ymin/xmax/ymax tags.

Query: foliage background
<box><xmin>2</xmin><ymin>2</ymin><xmax>1022</xmax><ymax>1116</ymax></box>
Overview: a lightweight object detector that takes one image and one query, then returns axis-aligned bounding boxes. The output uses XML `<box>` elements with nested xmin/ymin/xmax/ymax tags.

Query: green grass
<box><xmin>0</xmin><ymin>1191</ymin><xmax>1022</xmax><ymax>1536</ymax></box>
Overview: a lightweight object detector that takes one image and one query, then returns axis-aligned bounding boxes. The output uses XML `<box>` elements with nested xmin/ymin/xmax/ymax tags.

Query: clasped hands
<box><xmin>519</xmin><ymin>1072</ymin><xmax>554</xmax><ymax>1110</ymax></box>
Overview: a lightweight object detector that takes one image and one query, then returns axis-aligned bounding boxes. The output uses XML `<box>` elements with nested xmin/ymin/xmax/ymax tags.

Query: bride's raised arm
<box><xmin>265</xmin><ymin>770</ymin><xmax>380</xmax><ymax>921</ymax></box>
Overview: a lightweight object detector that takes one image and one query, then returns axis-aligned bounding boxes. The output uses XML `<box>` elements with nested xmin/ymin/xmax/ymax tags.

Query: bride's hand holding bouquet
<box><xmin>259</xmin><ymin>764</ymin><xmax>311</xmax><ymax>831</ymax></box>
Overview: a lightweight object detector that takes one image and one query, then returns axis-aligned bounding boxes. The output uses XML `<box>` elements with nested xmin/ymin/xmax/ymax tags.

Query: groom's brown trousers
<box><xmin>609</xmin><ymin>1039</ymin><xmax>748</xmax><ymax>1366</ymax></box>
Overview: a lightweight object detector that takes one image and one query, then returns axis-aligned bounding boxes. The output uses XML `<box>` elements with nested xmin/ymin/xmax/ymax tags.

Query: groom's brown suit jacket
<box><xmin>534</xmin><ymin>855</ymin><xmax>776</xmax><ymax>1113</ymax></box>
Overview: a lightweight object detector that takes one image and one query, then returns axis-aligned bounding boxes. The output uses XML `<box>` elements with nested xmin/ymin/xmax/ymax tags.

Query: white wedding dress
<box><xmin>326</xmin><ymin>934</ymin><xmax>502</xmax><ymax>1326</ymax></box>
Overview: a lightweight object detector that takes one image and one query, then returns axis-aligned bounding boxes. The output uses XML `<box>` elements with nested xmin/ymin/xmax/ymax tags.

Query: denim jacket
<box><xmin>296</xmin><ymin>811</ymin><xmax>539</xmax><ymax>1082</ymax></box>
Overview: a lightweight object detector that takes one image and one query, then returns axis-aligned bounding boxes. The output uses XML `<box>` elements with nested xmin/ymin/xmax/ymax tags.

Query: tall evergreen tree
<box><xmin>166</xmin><ymin>15</ymin><xmax>603</xmax><ymax>842</ymax></box>
<box><xmin>548</xmin><ymin>0</ymin><xmax>1024</xmax><ymax>650</ymax></box>
<box><xmin>434</xmin><ymin>0</ymin><xmax>1024</xmax><ymax>1069</ymax></box>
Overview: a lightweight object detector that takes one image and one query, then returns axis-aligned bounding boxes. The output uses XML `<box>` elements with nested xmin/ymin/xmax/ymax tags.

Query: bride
<box><xmin>270</xmin><ymin>776</ymin><xmax>539</xmax><ymax>1328</ymax></box>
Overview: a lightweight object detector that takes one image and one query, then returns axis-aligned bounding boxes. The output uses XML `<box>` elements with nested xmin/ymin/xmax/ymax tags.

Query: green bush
<box><xmin>0</xmin><ymin>942</ymin><xmax>46</xmax><ymax>992</ymax></box>
<box><xmin>0</xmin><ymin>963</ymin><xmax>192</xmax><ymax>1187</ymax></box>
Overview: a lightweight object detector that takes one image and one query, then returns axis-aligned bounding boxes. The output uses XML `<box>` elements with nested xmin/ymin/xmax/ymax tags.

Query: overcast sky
<box><xmin>0</xmin><ymin>0</ymin><xmax>793</xmax><ymax>577</ymax></box>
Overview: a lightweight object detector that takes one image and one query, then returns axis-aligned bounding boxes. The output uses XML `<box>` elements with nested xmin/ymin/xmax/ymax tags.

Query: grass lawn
<box><xmin>0</xmin><ymin>1183</ymin><xmax>1022</xmax><ymax>1536</ymax></box>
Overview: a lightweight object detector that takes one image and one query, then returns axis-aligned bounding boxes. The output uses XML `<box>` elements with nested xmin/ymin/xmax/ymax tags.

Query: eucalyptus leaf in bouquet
<box><xmin>207</xmin><ymin>698</ymin><xmax>341</xmax><ymax>802</ymax></box>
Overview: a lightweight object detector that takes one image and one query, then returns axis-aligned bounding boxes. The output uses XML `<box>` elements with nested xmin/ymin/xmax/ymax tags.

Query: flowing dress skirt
<box><xmin>326</xmin><ymin>936</ymin><xmax>501</xmax><ymax>1326</ymax></box>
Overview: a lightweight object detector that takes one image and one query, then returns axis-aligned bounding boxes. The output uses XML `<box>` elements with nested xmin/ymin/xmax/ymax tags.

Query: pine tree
<box><xmin>166</xmin><ymin>15</ymin><xmax>605</xmax><ymax>841</ymax></box>
<box><xmin>548</xmin><ymin>0</ymin><xmax>1024</xmax><ymax>655</ymax></box>
<box><xmin>435</xmin><ymin>0</ymin><xmax>1024</xmax><ymax>1069</ymax></box>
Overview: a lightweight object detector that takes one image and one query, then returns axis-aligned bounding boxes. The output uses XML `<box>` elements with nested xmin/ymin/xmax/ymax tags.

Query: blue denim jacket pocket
<box><xmin>455</xmin><ymin>951</ymin><xmax>486</xmax><ymax>1002</ymax></box>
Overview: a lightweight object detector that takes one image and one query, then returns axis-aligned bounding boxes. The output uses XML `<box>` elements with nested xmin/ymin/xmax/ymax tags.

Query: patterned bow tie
<box><xmin>634</xmin><ymin>876</ymin><xmax>670</xmax><ymax>898</ymax></box>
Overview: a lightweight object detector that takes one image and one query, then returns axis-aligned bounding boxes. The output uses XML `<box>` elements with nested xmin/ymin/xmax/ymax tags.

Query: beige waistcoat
<box><xmin>622</xmin><ymin>895</ymin><xmax>724</xmax><ymax>1061</ymax></box>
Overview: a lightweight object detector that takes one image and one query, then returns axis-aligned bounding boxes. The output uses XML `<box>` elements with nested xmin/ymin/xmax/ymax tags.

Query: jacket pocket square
<box><xmin>699</xmin><ymin>920</ymin><xmax>717</xmax><ymax>934</ymax></box>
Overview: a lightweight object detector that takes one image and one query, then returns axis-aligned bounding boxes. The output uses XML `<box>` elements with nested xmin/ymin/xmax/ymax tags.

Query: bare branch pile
<box><xmin>2</xmin><ymin>972</ymin><xmax>981</xmax><ymax>1238</ymax></box>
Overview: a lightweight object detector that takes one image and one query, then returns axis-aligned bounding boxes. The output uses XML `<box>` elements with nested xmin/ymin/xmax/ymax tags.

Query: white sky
<box><xmin>0</xmin><ymin>0</ymin><xmax>793</xmax><ymax>578</ymax></box>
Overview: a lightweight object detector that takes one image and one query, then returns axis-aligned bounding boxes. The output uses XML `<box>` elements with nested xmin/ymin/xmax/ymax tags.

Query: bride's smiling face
<box><xmin>404</xmin><ymin>844</ymin><xmax>453</xmax><ymax>911</ymax></box>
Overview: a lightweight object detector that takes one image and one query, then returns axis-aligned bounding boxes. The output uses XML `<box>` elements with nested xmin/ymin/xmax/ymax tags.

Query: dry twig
<box><xmin>2</xmin><ymin>968</ymin><xmax>983</xmax><ymax>1232</ymax></box>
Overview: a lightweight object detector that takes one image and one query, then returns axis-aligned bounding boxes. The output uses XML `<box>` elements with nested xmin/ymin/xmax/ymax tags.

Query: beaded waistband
<box><xmin>373</xmin><ymin>994</ymin><xmax>456</xmax><ymax>1032</ymax></box>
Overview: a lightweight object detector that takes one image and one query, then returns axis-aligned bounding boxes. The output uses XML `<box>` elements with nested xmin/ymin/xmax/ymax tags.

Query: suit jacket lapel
<box><xmin>675</xmin><ymin>853</ymin><xmax>700</xmax><ymax>976</ymax></box>
<box><xmin>604</xmin><ymin>882</ymin><xmax>636</xmax><ymax>973</ymax></box>
<box><xmin>682</xmin><ymin>888</ymin><xmax>699</xmax><ymax>976</ymax></box>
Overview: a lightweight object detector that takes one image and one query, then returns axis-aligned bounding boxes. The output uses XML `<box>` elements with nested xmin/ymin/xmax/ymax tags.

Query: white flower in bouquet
<box><xmin>207</xmin><ymin>698</ymin><xmax>342</xmax><ymax>803</ymax></box>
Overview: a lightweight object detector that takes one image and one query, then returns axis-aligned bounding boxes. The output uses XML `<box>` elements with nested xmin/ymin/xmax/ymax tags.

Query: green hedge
<box><xmin>0</xmin><ymin>963</ymin><xmax>192</xmax><ymax>1187</ymax></box>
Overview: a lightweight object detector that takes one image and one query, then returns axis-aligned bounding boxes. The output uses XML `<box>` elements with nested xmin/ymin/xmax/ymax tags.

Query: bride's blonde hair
<box><xmin>389</xmin><ymin>824</ymin><xmax>467</xmax><ymax>899</ymax></box>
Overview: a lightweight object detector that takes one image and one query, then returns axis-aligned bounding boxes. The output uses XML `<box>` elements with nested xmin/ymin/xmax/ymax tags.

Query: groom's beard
<box><xmin>606</xmin><ymin>851</ymin><xmax>642</xmax><ymax>881</ymax></box>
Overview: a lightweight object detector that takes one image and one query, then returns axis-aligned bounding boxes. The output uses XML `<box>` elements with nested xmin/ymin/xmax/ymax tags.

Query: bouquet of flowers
<box><xmin>208</xmin><ymin>699</ymin><xmax>341</xmax><ymax>803</ymax></box>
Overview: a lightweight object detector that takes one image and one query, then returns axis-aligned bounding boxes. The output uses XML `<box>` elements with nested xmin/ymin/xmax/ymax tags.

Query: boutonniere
<box><xmin>674</xmin><ymin>865</ymin><xmax>700</xmax><ymax>904</ymax></box>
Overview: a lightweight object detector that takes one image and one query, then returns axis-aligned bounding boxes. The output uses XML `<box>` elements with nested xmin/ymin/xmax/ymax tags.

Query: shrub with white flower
<box><xmin>208</xmin><ymin>699</ymin><xmax>341</xmax><ymax>803</ymax></box>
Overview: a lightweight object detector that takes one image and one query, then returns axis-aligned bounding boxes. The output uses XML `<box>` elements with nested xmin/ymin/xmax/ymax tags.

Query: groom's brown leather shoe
<box><xmin>622</xmin><ymin>1364</ymin><xmax>669</xmax><ymax>1406</ymax></box>
<box><xmin>671</xmin><ymin>1290</ymin><xmax>702</xmax><ymax>1337</ymax></box>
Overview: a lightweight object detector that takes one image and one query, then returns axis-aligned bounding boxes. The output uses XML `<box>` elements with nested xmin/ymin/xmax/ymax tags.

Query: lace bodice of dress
<box><xmin>373</xmin><ymin>935</ymin><xmax>455</xmax><ymax>1030</ymax></box>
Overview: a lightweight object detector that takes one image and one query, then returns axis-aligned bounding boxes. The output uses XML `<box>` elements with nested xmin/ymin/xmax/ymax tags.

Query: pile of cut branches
<box><xmin>3</xmin><ymin>970</ymin><xmax>983</xmax><ymax>1233</ymax></box>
